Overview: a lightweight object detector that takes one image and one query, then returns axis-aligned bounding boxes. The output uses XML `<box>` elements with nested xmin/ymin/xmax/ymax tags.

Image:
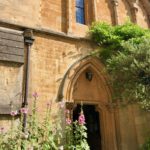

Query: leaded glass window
<box><xmin>76</xmin><ymin>0</ymin><xmax>85</xmax><ymax>24</ymax></box>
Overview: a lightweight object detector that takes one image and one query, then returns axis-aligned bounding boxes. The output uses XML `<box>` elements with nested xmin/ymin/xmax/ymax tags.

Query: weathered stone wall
<box><xmin>0</xmin><ymin>62</ymin><xmax>23</xmax><ymax>112</ymax></box>
<box><xmin>0</xmin><ymin>0</ymin><xmax>150</xmax><ymax>149</ymax></box>
<box><xmin>0</xmin><ymin>0</ymin><xmax>41</xmax><ymax>27</ymax></box>
<box><xmin>118</xmin><ymin>104</ymin><xmax>150</xmax><ymax>149</ymax></box>
<box><xmin>136</xmin><ymin>1</ymin><xmax>149</xmax><ymax>28</ymax></box>
<box><xmin>96</xmin><ymin>0</ymin><xmax>112</xmax><ymax>24</ymax></box>
<box><xmin>117</xmin><ymin>0</ymin><xmax>132</xmax><ymax>24</ymax></box>
<box><xmin>0</xmin><ymin>0</ymin><xmax>149</xmax><ymax>34</ymax></box>
<box><xmin>41</xmin><ymin>0</ymin><xmax>67</xmax><ymax>32</ymax></box>
<box><xmin>0</xmin><ymin>62</ymin><xmax>23</xmax><ymax>129</ymax></box>
<box><xmin>29</xmin><ymin>33</ymin><xmax>95</xmax><ymax>114</ymax></box>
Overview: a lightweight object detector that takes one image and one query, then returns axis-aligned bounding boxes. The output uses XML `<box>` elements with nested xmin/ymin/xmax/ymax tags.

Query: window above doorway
<box><xmin>75</xmin><ymin>0</ymin><xmax>94</xmax><ymax>26</ymax></box>
<box><xmin>76</xmin><ymin>0</ymin><xmax>85</xmax><ymax>24</ymax></box>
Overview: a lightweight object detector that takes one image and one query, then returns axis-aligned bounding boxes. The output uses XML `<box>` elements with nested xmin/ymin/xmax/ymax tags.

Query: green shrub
<box><xmin>90</xmin><ymin>21</ymin><xmax>150</xmax><ymax>110</ymax></box>
<box><xmin>142</xmin><ymin>138</ymin><xmax>150</xmax><ymax>150</ymax></box>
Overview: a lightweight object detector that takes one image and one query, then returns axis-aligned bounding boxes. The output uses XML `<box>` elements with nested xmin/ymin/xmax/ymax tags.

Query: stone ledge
<box><xmin>0</xmin><ymin>19</ymin><xmax>91</xmax><ymax>41</ymax></box>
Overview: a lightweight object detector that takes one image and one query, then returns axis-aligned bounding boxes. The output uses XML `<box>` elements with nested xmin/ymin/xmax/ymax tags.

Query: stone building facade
<box><xmin>0</xmin><ymin>0</ymin><xmax>150</xmax><ymax>150</ymax></box>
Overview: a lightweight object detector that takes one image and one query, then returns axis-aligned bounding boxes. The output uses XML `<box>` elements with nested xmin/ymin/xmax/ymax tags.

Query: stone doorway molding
<box><xmin>58</xmin><ymin>56</ymin><xmax>118</xmax><ymax>150</ymax></box>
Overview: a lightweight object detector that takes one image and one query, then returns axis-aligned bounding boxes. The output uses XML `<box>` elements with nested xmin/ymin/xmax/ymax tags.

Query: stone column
<box><xmin>66</xmin><ymin>0</ymin><xmax>73</xmax><ymax>34</ymax></box>
<box><xmin>66</xmin><ymin>102</ymin><xmax>74</xmax><ymax>120</ymax></box>
<box><xmin>111</xmin><ymin>0</ymin><xmax>119</xmax><ymax>25</ymax></box>
<box><xmin>84</xmin><ymin>0</ymin><xmax>89</xmax><ymax>25</ymax></box>
<box><xmin>131</xmin><ymin>2</ymin><xmax>138</xmax><ymax>24</ymax></box>
<box><xmin>148</xmin><ymin>15</ymin><xmax>150</xmax><ymax>28</ymax></box>
<box><xmin>96</xmin><ymin>103</ymin><xmax>118</xmax><ymax>150</ymax></box>
<box><xmin>113</xmin><ymin>104</ymin><xmax>122</xmax><ymax>150</ymax></box>
<box><xmin>92</xmin><ymin>0</ymin><xmax>98</xmax><ymax>21</ymax></box>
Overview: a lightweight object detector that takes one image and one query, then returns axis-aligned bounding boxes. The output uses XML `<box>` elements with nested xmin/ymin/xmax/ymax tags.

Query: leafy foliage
<box><xmin>0</xmin><ymin>95</ymin><xmax>62</xmax><ymax>150</ymax></box>
<box><xmin>65</xmin><ymin>108</ymin><xmax>90</xmax><ymax>150</ymax></box>
<box><xmin>0</xmin><ymin>96</ymin><xmax>90</xmax><ymax>150</ymax></box>
<box><xmin>90</xmin><ymin>21</ymin><xmax>150</xmax><ymax>110</ymax></box>
<box><xmin>0</xmin><ymin>96</ymin><xmax>62</xmax><ymax>150</ymax></box>
<box><xmin>73</xmin><ymin>121</ymin><xmax>89</xmax><ymax>150</ymax></box>
<box><xmin>142</xmin><ymin>138</ymin><xmax>150</xmax><ymax>150</ymax></box>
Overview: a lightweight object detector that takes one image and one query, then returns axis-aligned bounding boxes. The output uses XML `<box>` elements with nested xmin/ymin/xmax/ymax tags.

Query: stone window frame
<box><xmin>75</xmin><ymin>0</ymin><xmax>95</xmax><ymax>26</ymax></box>
<box><xmin>66</xmin><ymin>0</ymin><xmax>97</xmax><ymax>33</ymax></box>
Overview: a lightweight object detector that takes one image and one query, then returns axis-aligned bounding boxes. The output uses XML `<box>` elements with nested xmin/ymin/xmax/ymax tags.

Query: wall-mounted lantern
<box><xmin>85</xmin><ymin>70</ymin><xmax>93</xmax><ymax>81</ymax></box>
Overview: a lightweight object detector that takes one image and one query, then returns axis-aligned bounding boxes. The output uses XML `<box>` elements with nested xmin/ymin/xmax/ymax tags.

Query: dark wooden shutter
<box><xmin>0</xmin><ymin>28</ymin><xmax>24</xmax><ymax>63</ymax></box>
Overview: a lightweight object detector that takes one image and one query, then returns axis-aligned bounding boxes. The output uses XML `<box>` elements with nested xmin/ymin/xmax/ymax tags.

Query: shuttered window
<box><xmin>76</xmin><ymin>0</ymin><xmax>85</xmax><ymax>24</ymax></box>
<box><xmin>0</xmin><ymin>27</ymin><xmax>24</xmax><ymax>114</ymax></box>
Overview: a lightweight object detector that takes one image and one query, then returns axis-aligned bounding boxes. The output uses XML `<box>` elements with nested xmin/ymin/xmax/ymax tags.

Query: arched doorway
<box><xmin>58</xmin><ymin>57</ymin><xmax>118</xmax><ymax>150</ymax></box>
<box><xmin>73</xmin><ymin>104</ymin><xmax>101</xmax><ymax>150</ymax></box>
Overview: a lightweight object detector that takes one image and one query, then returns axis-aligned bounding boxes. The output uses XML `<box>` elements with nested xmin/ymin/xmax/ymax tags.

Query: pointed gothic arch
<box><xmin>57</xmin><ymin>56</ymin><xmax>112</xmax><ymax>103</ymax></box>
<box><xmin>57</xmin><ymin>56</ymin><xmax>118</xmax><ymax>150</ymax></box>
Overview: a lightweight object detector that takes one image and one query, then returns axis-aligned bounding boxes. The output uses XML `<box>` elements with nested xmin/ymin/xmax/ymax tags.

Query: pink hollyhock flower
<box><xmin>32</xmin><ymin>91</ymin><xmax>39</xmax><ymax>98</ymax></box>
<box><xmin>47</xmin><ymin>102</ymin><xmax>50</xmax><ymax>107</ymax></box>
<box><xmin>10</xmin><ymin>110</ymin><xmax>18</xmax><ymax>116</ymax></box>
<box><xmin>59</xmin><ymin>101</ymin><xmax>65</xmax><ymax>108</ymax></box>
<box><xmin>47</xmin><ymin>101</ymin><xmax>52</xmax><ymax>107</ymax></box>
<box><xmin>0</xmin><ymin>127</ymin><xmax>4</xmax><ymax>131</ymax></box>
<box><xmin>0</xmin><ymin>127</ymin><xmax>4</xmax><ymax>133</ymax></box>
<box><xmin>65</xmin><ymin>109</ymin><xmax>70</xmax><ymax>114</ymax></box>
<box><xmin>66</xmin><ymin>118</ymin><xmax>72</xmax><ymax>125</ymax></box>
<box><xmin>78</xmin><ymin>114</ymin><xmax>85</xmax><ymax>125</ymax></box>
<box><xmin>20</xmin><ymin>108</ymin><xmax>28</xmax><ymax>114</ymax></box>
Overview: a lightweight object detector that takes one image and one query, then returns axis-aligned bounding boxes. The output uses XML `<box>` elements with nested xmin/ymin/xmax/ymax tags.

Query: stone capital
<box><xmin>132</xmin><ymin>3</ymin><xmax>138</xmax><ymax>12</ymax></box>
<box><xmin>111</xmin><ymin>0</ymin><xmax>118</xmax><ymax>6</ymax></box>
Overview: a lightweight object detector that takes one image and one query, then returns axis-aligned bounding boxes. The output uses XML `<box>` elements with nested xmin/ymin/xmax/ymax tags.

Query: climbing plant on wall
<box><xmin>89</xmin><ymin>21</ymin><xmax>150</xmax><ymax>110</ymax></box>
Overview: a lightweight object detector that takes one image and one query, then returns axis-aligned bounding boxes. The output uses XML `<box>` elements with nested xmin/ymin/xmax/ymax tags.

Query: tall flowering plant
<box><xmin>0</xmin><ymin>92</ymin><xmax>62</xmax><ymax>150</ymax></box>
<box><xmin>65</xmin><ymin>107</ymin><xmax>90</xmax><ymax>150</ymax></box>
<box><xmin>0</xmin><ymin>110</ymin><xmax>23</xmax><ymax>150</ymax></box>
<box><xmin>24</xmin><ymin>92</ymin><xmax>41</xmax><ymax>149</ymax></box>
<box><xmin>0</xmin><ymin>94</ymin><xmax>89</xmax><ymax>149</ymax></box>
<box><xmin>65</xmin><ymin>110</ymin><xmax>75</xmax><ymax>150</ymax></box>
<box><xmin>23</xmin><ymin>92</ymin><xmax>61</xmax><ymax>149</ymax></box>
<box><xmin>37</xmin><ymin>101</ymin><xmax>60</xmax><ymax>150</ymax></box>
<box><xmin>74</xmin><ymin>110</ymin><xmax>90</xmax><ymax>150</ymax></box>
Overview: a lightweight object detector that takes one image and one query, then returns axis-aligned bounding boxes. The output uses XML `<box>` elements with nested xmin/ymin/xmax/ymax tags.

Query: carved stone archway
<box><xmin>58</xmin><ymin>56</ymin><xmax>118</xmax><ymax>150</ymax></box>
